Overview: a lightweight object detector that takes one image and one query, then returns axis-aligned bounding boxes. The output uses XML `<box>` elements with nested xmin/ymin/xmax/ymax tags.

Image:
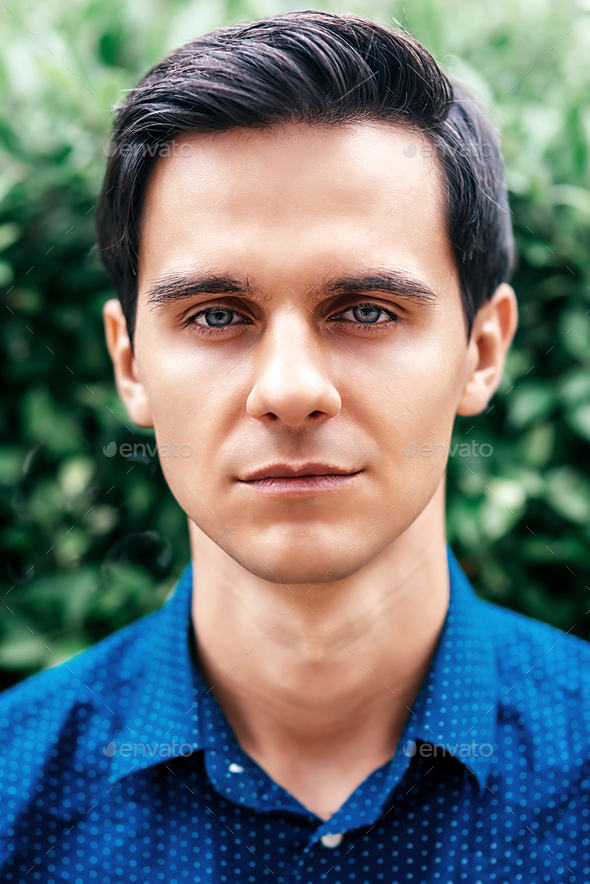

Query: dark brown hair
<box><xmin>96</xmin><ymin>10</ymin><xmax>514</xmax><ymax>340</ymax></box>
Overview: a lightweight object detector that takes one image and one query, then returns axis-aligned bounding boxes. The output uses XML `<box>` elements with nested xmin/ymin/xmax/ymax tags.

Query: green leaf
<box><xmin>545</xmin><ymin>467</ymin><xmax>590</xmax><ymax>525</ymax></box>
<box><xmin>506</xmin><ymin>383</ymin><xmax>554</xmax><ymax>429</ymax></box>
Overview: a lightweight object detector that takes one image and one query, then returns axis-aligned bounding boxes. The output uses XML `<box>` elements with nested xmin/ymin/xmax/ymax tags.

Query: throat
<box><xmin>243</xmin><ymin>730</ymin><xmax>400</xmax><ymax>821</ymax></box>
<box><xmin>189</xmin><ymin>522</ymin><xmax>450</xmax><ymax>821</ymax></box>
<box><xmin>196</xmin><ymin>644</ymin><xmax>437</xmax><ymax>821</ymax></box>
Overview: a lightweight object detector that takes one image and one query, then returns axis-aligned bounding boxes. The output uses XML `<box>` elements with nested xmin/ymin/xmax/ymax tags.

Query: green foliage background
<box><xmin>1</xmin><ymin>0</ymin><xmax>589</xmax><ymax>689</ymax></box>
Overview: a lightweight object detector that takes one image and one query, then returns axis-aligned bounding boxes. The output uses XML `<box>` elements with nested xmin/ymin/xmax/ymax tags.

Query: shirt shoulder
<box><xmin>481</xmin><ymin>596</ymin><xmax>590</xmax><ymax>693</ymax></box>
<box><xmin>0</xmin><ymin>601</ymin><xmax>163</xmax><ymax>714</ymax></box>
<box><xmin>480</xmin><ymin>597</ymin><xmax>590</xmax><ymax>762</ymax></box>
<box><xmin>0</xmin><ymin>603</ymin><xmax>166</xmax><ymax>833</ymax></box>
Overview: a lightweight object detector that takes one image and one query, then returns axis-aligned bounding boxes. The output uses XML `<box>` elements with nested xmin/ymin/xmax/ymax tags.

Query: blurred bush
<box><xmin>1</xmin><ymin>0</ymin><xmax>589</xmax><ymax>689</ymax></box>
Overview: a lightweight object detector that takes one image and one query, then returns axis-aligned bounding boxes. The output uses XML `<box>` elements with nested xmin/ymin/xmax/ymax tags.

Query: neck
<box><xmin>189</xmin><ymin>481</ymin><xmax>450</xmax><ymax>821</ymax></box>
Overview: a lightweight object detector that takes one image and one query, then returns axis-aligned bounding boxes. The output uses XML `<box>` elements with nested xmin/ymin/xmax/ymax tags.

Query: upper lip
<box><xmin>240</xmin><ymin>463</ymin><xmax>361</xmax><ymax>481</ymax></box>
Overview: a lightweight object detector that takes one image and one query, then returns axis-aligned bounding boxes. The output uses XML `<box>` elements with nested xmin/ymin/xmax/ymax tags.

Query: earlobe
<box><xmin>102</xmin><ymin>299</ymin><xmax>154</xmax><ymax>428</ymax></box>
<box><xmin>456</xmin><ymin>283</ymin><xmax>518</xmax><ymax>417</ymax></box>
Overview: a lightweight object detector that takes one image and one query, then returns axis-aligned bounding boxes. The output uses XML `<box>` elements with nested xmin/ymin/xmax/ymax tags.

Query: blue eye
<box><xmin>352</xmin><ymin>304</ymin><xmax>383</xmax><ymax>324</ymax></box>
<box><xmin>203</xmin><ymin>309</ymin><xmax>235</xmax><ymax>326</ymax></box>
<box><xmin>332</xmin><ymin>302</ymin><xmax>397</xmax><ymax>326</ymax></box>
<box><xmin>188</xmin><ymin>306</ymin><xmax>249</xmax><ymax>329</ymax></box>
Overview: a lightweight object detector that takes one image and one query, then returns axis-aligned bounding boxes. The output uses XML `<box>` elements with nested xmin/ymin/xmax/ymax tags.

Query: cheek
<box><xmin>341</xmin><ymin>334</ymin><xmax>466</xmax><ymax>506</ymax></box>
<box><xmin>138</xmin><ymin>347</ymin><xmax>249</xmax><ymax>501</ymax></box>
<box><xmin>136</xmin><ymin>323</ymin><xmax>231</xmax><ymax>424</ymax></box>
<box><xmin>341</xmin><ymin>326</ymin><xmax>465</xmax><ymax>433</ymax></box>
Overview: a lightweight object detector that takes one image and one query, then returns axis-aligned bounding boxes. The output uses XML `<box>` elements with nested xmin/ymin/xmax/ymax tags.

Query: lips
<box><xmin>237</xmin><ymin>463</ymin><xmax>362</xmax><ymax>496</ymax></box>
<box><xmin>240</xmin><ymin>463</ymin><xmax>359</xmax><ymax>482</ymax></box>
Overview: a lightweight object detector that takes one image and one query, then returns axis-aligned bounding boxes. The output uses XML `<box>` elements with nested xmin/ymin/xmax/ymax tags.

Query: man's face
<box><xmin>130</xmin><ymin>122</ymin><xmax>474</xmax><ymax>583</ymax></box>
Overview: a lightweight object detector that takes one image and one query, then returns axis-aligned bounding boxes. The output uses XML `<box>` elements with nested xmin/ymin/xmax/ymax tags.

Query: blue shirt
<box><xmin>1</xmin><ymin>545</ymin><xmax>590</xmax><ymax>884</ymax></box>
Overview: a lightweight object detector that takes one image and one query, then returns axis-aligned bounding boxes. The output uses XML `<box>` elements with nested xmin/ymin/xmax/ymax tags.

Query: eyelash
<box><xmin>183</xmin><ymin>302</ymin><xmax>400</xmax><ymax>335</ymax></box>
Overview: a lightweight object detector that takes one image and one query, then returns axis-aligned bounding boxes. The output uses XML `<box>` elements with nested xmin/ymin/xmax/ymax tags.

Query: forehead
<box><xmin>137</xmin><ymin>122</ymin><xmax>458</xmax><ymax>297</ymax></box>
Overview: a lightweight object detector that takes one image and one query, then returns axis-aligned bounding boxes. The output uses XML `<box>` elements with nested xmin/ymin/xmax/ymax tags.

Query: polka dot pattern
<box><xmin>1</xmin><ymin>545</ymin><xmax>589</xmax><ymax>882</ymax></box>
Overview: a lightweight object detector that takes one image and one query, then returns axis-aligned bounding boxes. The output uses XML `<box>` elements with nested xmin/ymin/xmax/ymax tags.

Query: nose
<box><xmin>246</xmin><ymin>315</ymin><xmax>341</xmax><ymax>430</ymax></box>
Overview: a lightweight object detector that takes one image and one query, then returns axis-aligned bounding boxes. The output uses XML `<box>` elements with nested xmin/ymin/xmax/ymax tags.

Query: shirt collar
<box><xmin>106</xmin><ymin>565</ymin><xmax>203</xmax><ymax>784</ymax></box>
<box><xmin>106</xmin><ymin>545</ymin><xmax>498</xmax><ymax>804</ymax></box>
<box><xmin>308</xmin><ymin>545</ymin><xmax>497</xmax><ymax>844</ymax></box>
<box><xmin>408</xmin><ymin>545</ymin><xmax>497</xmax><ymax>795</ymax></box>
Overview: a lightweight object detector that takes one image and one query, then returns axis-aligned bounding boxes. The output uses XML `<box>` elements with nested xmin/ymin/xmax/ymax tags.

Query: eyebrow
<box><xmin>145</xmin><ymin>269</ymin><xmax>440</xmax><ymax>308</ymax></box>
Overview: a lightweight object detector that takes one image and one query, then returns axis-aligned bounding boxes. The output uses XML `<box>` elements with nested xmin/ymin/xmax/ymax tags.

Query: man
<box><xmin>1</xmin><ymin>9</ymin><xmax>589</xmax><ymax>883</ymax></box>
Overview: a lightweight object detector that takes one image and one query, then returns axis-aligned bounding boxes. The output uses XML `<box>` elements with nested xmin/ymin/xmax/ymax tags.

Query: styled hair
<box><xmin>96</xmin><ymin>10</ymin><xmax>514</xmax><ymax>341</ymax></box>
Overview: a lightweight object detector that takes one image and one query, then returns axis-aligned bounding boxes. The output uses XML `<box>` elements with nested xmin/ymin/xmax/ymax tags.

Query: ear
<box><xmin>103</xmin><ymin>299</ymin><xmax>154</xmax><ymax>428</ymax></box>
<box><xmin>456</xmin><ymin>283</ymin><xmax>518</xmax><ymax>417</ymax></box>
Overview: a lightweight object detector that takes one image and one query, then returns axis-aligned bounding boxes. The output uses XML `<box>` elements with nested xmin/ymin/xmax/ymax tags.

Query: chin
<box><xmin>226</xmin><ymin>537</ymin><xmax>380</xmax><ymax>585</ymax></box>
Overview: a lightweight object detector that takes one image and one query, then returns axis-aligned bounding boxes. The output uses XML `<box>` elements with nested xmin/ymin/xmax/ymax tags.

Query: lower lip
<box><xmin>239</xmin><ymin>473</ymin><xmax>361</xmax><ymax>496</ymax></box>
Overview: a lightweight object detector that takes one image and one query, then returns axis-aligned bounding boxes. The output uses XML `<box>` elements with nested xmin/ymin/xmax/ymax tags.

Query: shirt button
<box><xmin>228</xmin><ymin>763</ymin><xmax>244</xmax><ymax>773</ymax></box>
<box><xmin>320</xmin><ymin>833</ymin><xmax>343</xmax><ymax>848</ymax></box>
